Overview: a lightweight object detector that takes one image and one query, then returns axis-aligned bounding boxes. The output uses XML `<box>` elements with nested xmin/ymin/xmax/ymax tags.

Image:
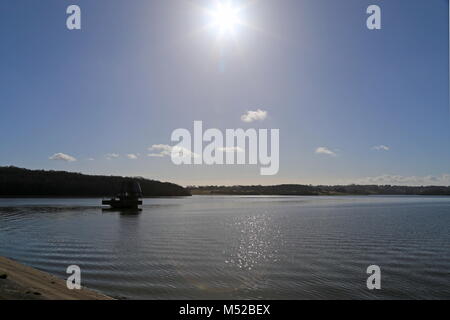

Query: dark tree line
<box><xmin>0</xmin><ymin>167</ymin><xmax>191</xmax><ymax>197</ymax></box>
<box><xmin>2</xmin><ymin>167</ymin><xmax>448</xmax><ymax>197</ymax></box>
<box><xmin>189</xmin><ymin>184</ymin><xmax>450</xmax><ymax>196</ymax></box>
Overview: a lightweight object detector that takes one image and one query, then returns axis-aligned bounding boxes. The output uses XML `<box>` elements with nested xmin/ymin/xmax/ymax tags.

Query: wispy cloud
<box><xmin>106</xmin><ymin>153</ymin><xmax>120</xmax><ymax>160</ymax></box>
<box><xmin>148</xmin><ymin>153</ymin><xmax>165</xmax><ymax>158</ymax></box>
<box><xmin>148</xmin><ymin>145</ymin><xmax>172</xmax><ymax>157</ymax></box>
<box><xmin>315</xmin><ymin>147</ymin><xmax>337</xmax><ymax>157</ymax></box>
<box><xmin>241</xmin><ymin>109</ymin><xmax>268</xmax><ymax>123</ymax></box>
<box><xmin>354</xmin><ymin>174</ymin><xmax>450</xmax><ymax>186</ymax></box>
<box><xmin>372</xmin><ymin>145</ymin><xmax>390</xmax><ymax>151</ymax></box>
<box><xmin>126</xmin><ymin>154</ymin><xmax>138</xmax><ymax>160</ymax></box>
<box><xmin>49</xmin><ymin>153</ymin><xmax>77</xmax><ymax>162</ymax></box>
<box><xmin>148</xmin><ymin>144</ymin><xmax>199</xmax><ymax>159</ymax></box>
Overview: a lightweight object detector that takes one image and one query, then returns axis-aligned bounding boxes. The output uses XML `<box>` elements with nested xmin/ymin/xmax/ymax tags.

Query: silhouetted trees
<box><xmin>2</xmin><ymin>167</ymin><xmax>448</xmax><ymax>197</ymax></box>
<box><xmin>0</xmin><ymin>167</ymin><xmax>191</xmax><ymax>197</ymax></box>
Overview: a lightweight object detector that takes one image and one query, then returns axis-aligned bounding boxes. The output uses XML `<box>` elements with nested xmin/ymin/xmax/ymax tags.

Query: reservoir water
<box><xmin>0</xmin><ymin>195</ymin><xmax>449</xmax><ymax>299</ymax></box>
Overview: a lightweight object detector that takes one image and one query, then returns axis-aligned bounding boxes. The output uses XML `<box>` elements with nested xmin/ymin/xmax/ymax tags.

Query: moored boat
<box><xmin>102</xmin><ymin>180</ymin><xmax>143</xmax><ymax>209</ymax></box>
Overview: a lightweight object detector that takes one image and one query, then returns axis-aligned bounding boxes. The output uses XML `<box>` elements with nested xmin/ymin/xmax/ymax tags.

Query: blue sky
<box><xmin>0</xmin><ymin>0</ymin><xmax>449</xmax><ymax>186</ymax></box>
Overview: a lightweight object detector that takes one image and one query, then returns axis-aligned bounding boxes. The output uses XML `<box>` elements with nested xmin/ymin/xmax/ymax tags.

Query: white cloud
<box><xmin>106</xmin><ymin>153</ymin><xmax>120</xmax><ymax>160</ymax></box>
<box><xmin>173</xmin><ymin>146</ymin><xmax>199</xmax><ymax>159</ymax></box>
<box><xmin>148</xmin><ymin>144</ymin><xmax>199</xmax><ymax>159</ymax></box>
<box><xmin>148</xmin><ymin>144</ymin><xmax>172</xmax><ymax>157</ymax></box>
<box><xmin>241</xmin><ymin>109</ymin><xmax>268</xmax><ymax>123</ymax></box>
<box><xmin>372</xmin><ymin>145</ymin><xmax>390</xmax><ymax>151</ymax></box>
<box><xmin>148</xmin><ymin>153</ymin><xmax>165</xmax><ymax>158</ymax></box>
<box><xmin>216</xmin><ymin>147</ymin><xmax>244</xmax><ymax>153</ymax></box>
<box><xmin>86</xmin><ymin>158</ymin><xmax>95</xmax><ymax>161</ymax></box>
<box><xmin>315</xmin><ymin>147</ymin><xmax>337</xmax><ymax>157</ymax></box>
<box><xmin>126</xmin><ymin>154</ymin><xmax>138</xmax><ymax>160</ymax></box>
<box><xmin>354</xmin><ymin>174</ymin><xmax>450</xmax><ymax>186</ymax></box>
<box><xmin>49</xmin><ymin>153</ymin><xmax>77</xmax><ymax>162</ymax></box>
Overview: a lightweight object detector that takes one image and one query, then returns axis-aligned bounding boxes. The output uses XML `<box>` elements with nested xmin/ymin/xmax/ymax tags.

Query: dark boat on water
<box><xmin>102</xmin><ymin>180</ymin><xmax>143</xmax><ymax>209</ymax></box>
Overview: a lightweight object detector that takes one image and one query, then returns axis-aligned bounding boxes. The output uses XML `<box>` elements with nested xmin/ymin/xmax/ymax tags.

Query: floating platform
<box><xmin>102</xmin><ymin>198</ymin><xmax>143</xmax><ymax>209</ymax></box>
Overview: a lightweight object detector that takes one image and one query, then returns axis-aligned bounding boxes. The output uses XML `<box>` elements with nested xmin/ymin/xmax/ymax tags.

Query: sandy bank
<box><xmin>0</xmin><ymin>256</ymin><xmax>113</xmax><ymax>300</ymax></box>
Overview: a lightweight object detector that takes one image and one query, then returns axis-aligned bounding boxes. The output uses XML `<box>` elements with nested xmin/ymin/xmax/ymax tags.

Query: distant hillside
<box><xmin>0</xmin><ymin>167</ymin><xmax>191</xmax><ymax>197</ymax></box>
<box><xmin>189</xmin><ymin>184</ymin><xmax>450</xmax><ymax>196</ymax></box>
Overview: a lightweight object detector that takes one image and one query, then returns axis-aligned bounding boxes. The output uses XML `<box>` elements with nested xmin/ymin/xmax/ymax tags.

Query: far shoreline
<box><xmin>1</xmin><ymin>194</ymin><xmax>449</xmax><ymax>199</ymax></box>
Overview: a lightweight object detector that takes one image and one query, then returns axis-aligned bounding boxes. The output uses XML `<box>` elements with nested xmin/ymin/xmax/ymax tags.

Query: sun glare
<box><xmin>209</xmin><ymin>1</ymin><xmax>243</xmax><ymax>36</ymax></box>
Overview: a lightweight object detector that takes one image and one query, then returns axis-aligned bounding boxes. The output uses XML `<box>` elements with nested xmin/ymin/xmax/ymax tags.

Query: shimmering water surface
<box><xmin>1</xmin><ymin>196</ymin><xmax>449</xmax><ymax>299</ymax></box>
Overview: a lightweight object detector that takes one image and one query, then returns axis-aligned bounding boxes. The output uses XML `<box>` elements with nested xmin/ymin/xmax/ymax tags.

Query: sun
<box><xmin>208</xmin><ymin>1</ymin><xmax>243</xmax><ymax>36</ymax></box>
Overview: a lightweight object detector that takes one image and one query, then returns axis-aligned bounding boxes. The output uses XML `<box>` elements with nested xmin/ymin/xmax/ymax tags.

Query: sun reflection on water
<box><xmin>225</xmin><ymin>213</ymin><xmax>283</xmax><ymax>271</ymax></box>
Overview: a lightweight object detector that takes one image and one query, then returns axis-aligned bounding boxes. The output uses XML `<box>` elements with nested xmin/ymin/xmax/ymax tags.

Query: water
<box><xmin>0</xmin><ymin>195</ymin><xmax>449</xmax><ymax>300</ymax></box>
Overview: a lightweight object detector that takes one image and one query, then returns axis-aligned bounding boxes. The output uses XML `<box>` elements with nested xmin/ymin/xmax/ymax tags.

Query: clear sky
<box><xmin>0</xmin><ymin>0</ymin><xmax>449</xmax><ymax>186</ymax></box>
